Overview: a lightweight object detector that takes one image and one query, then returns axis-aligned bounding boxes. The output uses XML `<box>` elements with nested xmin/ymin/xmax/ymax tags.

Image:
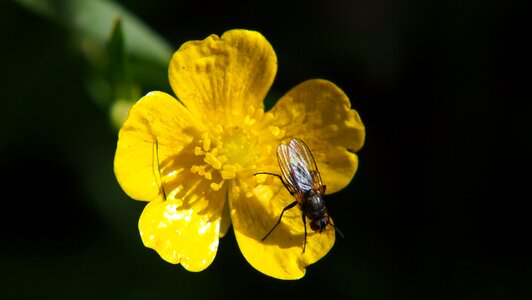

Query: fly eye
<box><xmin>319</xmin><ymin>216</ymin><xmax>330</xmax><ymax>231</ymax></box>
<box><xmin>310</xmin><ymin>217</ymin><xmax>329</xmax><ymax>232</ymax></box>
<box><xmin>310</xmin><ymin>221</ymin><xmax>320</xmax><ymax>231</ymax></box>
<box><xmin>319</xmin><ymin>219</ymin><xmax>327</xmax><ymax>231</ymax></box>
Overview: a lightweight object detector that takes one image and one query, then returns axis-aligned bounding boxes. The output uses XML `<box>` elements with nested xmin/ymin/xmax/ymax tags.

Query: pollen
<box><xmin>187</xmin><ymin>105</ymin><xmax>283</xmax><ymax>191</ymax></box>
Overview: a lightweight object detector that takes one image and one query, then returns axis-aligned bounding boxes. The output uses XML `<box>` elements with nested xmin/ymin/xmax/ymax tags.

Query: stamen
<box><xmin>186</xmin><ymin>108</ymin><xmax>285</xmax><ymax>193</ymax></box>
<box><xmin>202</xmin><ymin>133</ymin><xmax>211</xmax><ymax>151</ymax></box>
<box><xmin>262</xmin><ymin>112</ymin><xmax>274</xmax><ymax>124</ymax></box>
<box><xmin>212</xmin><ymin>124</ymin><xmax>224</xmax><ymax>135</ymax></box>
<box><xmin>270</xmin><ymin>126</ymin><xmax>286</xmax><ymax>138</ymax></box>
<box><xmin>218</xmin><ymin>155</ymin><xmax>228</xmax><ymax>164</ymax></box>
<box><xmin>190</xmin><ymin>165</ymin><xmax>201</xmax><ymax>174</ymax></box>
<box><xmin>210</xmin><ymin>181</ymin><xmax>224</xmax><ymax>191</ymax></box>
<box><xmin>253</xmin><ymin>107</ymin><xmax>264</xmax><ymax>121</ymax></box>
<box><xmin>196</xmin><ymin>166</ymin><xmax>206</xmax><ymax>176</ymax></box>
<box><xmin>244</xmin><ymin>115</ymin><xmax>256</xmax><ymax>126</ymax></box>
<box><xmin>231</xmin><ymin>184</ymin><xmax>241</xmax><ymax>196</ymax></box>
<box><xmin>246</xmin><ymin>105</ymin><xmax>255</xmax><ymax>116</ymax></box>
<box><xmin>221</xmin><ymin>164</ymin><xmax>237</xmax><ymax>179</ymax></box>
<box><xmin>204</xmin><ymin>153</ymin><xmax>222</xmax><ymax>169</ymax></box>
<box><xmin>194</xmin><ymin>147</ymin><xmax>204</xmax><ymax>155</ymax></box>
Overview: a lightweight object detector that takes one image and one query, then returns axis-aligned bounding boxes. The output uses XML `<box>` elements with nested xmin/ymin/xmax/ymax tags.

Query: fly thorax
<box><xmin>302</xmin><ymin>191</ymin><xmax>327</xmax><ymax>220</ymax></box>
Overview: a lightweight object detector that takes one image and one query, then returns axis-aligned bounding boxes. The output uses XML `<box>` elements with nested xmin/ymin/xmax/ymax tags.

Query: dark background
<box><xmin>1</xmin><ymin>0</ymin><xmax>530</xmax><ymax>298</ymax></box>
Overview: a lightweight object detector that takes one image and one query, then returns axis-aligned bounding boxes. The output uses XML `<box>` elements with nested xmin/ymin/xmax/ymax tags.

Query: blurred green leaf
<box><xmin>14</xmin><ymin>0</ymin><xmax>173</xmax><ymax>67</ymax></box>
<box><xmin>14</xmin><ymin>0</ymin><xmax>173</xmax><ymax>129</ymax></box>
<box><xmin>108</xmin><ymin>18</ymin><xmax>126</xmax><ymax>99</ymax></box>
<box><xmin>106</xmin><ymin>18</ymin><xmax>139</xmax><ymax>129</ymax></box>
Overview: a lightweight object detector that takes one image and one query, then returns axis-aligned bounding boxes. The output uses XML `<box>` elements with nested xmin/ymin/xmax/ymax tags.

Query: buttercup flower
<box><xmin>114</xmin><ymin>29</ymin><xmax>365</xmax><ymax>279</ymax></box>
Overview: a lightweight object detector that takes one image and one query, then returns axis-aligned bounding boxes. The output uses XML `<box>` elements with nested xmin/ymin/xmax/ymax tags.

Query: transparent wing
<box><xmin>276</xmin><ymin>138</ymin><xmax>324</xmax><ymax>198</ymax></box>
<box><xmin>288</xmin><ymin>138</ymin><xmax>324</xmax><ymax>192</ymax></box>
<box><xmin>276</xmin><ymin>143</ymin><xmax>299</xmax><ymax>195</ymax></box>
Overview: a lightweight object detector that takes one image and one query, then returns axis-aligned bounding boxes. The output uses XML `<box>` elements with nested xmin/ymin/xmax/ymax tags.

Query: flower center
<box><xmin>189</xmin><ymin>105</ymin><xmax>285</xmax><ymax>192</ymax></box>
<box><xmin>221</xmin><ymin>127</ymin><xmax>257</xmax><ymax>167</ymax></box>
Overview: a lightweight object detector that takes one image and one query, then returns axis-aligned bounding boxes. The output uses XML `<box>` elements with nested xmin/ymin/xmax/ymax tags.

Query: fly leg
<box><xmin>254</xmin><ymin>172</ymin><xmax>294</xmax><ymax>195</ymax></box>
<box><xmin>261</xmin><ymin>200</ymin><xmax>297</xmax><ymax>241</ymax></box>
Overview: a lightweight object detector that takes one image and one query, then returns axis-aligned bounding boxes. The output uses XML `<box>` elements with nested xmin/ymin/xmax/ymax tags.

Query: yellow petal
<box><xmin>168</xmin><ymin>29</ymin><xmax>277</xmax><ymax>122</ymax></box>
<box><xmin>138</xmin><ymin>187</ymin><xmax>225</xmax><ymax>271</ymax></box>
<box><xmin>114</xmin><ymin>91</ymin><xmax>202</xmax><ymax>201</ymax></box>
<box><xmin>230</xmin><ymin>181</ymin><xmax>335</xmax><ymax>279</ymax></box>
<box><xmin>269</xmin><ymin>79</ymin><xmax>365</xmax><ymax>194</ymax></box>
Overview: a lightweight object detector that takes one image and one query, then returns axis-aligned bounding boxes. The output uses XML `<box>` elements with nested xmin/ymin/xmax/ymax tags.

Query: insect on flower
<box><xmin>256</xmin><ymin>138</ymin><xmax>343</xmax><ymax>252</ymax></box>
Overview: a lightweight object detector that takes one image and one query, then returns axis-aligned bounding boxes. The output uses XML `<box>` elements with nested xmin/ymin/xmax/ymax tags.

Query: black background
<box><xmin>1</xmin><ymin>0</ymin><xmax>530</xmax><ymax>298</ymax></box>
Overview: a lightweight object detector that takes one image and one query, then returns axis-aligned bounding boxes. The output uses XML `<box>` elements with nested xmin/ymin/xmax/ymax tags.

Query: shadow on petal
<box><xmin>230</xmin><ymin>180</ymin><xmax>335</xmax><ymax>279</ymax></box>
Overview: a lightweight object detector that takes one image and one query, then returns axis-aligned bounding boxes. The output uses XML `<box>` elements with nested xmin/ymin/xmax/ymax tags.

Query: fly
<box><xmin>256</xmin><ymin>138</ymin><xmax>343</xmax><ymax>252</ymax></box>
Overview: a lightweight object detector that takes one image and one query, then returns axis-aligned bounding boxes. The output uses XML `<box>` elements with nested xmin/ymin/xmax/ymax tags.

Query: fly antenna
<box><xmin>155</xmin><ymin>138</ymin><xmax>167</xmax><ymax>200</ymax></box>
<box><xmin>329</xmin><ymin>221</ymin><xmax>345</xmax><ymax>238</ymax></box>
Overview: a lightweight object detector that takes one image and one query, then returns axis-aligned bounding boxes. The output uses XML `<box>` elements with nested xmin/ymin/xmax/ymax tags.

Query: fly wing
<box><xmin>276</xmin><ymin>143</ymin><xmax>299</xmax><ymax>195</ymax></box>
<box><xmin>276</xmin><ymin>138</ymin><xmax>324</xmax><ymax>197</ymax></box>
<box><xmin>288</xmin><ymin>138</ymin><xmax>324</xmax><ymax>193</ymax></box>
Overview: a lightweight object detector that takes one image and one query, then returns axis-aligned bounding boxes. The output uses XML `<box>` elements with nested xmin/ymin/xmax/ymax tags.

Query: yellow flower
<box><xmin>114</xmin><ymin>29</ymin><xmax>365</xmax><ymax>279</ymax></box>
